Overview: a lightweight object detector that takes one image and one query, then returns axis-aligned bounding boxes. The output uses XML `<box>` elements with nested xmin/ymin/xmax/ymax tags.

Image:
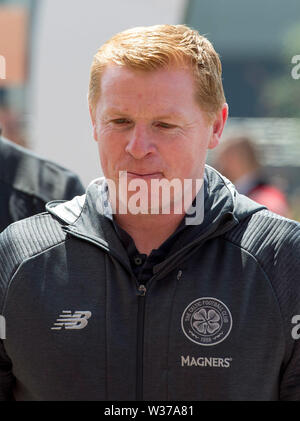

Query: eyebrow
<box><xmin>102</xmin><ymin>108</ymin><xmax>130</xmax><ymax>117</ymax></box>
<box><xmin>155</xmin><ymin>113</ymin><xmax>184</xmax><ymax>121</ymax></box>
<box><xmin>103</xmin><ymin>108</ymin><xmax>186</xmax><ymax>121</ymax></box>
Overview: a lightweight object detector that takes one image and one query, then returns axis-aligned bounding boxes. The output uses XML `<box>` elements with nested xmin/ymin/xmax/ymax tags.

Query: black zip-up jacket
<box><xmin>0</xmin><ymin>136</ymin><xmax>85</xmax><ymax>232</ymax></box>
<box><xmin>0</xmin><ymin>166</ymin><xmax>300</xmax><ymax>401</ymax></box>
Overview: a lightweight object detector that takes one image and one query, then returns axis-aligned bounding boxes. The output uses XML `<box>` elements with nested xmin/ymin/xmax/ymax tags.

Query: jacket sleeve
<box><xmin>276</xmin><ymin>223</ymin><xmax>300</xmax><ymax>400</ymax></box>
<box><xmin>0</xmin><ymin>225</ymin><xmax>15</xmax><ymax>400</ymax></box>
<box><xmin>0</xmin><ymin>340</ymin><xmax>15</xmax><ymax>401</ymax></box>
<box><xmin>0</xmin><ymin>214</ymin><xmax>65</xmax><ymax>401</ymax></box>
<box><xmin>0</xmin><ymin>222</ymin><xmax>26</xmax><ymax>401</ymax></box>
<box><xmin>280</xmin><ymin>340</ymin><xmax>300</xmax><ymax>401</ymax></box>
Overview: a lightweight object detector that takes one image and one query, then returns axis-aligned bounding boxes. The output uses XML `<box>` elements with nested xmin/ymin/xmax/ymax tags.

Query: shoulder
<box><xmin>0</xmin><ymin>213</ymin><xmax>66</xmax><ymax>308</ymax></box>
<box><xmin>0</xmin><ymin>136</ymin><xmax>85</xmax><ymax>202</ymax></box>
<box><xmin>225</xmin><ymin>209</ymin><xmax>300</xmax><ymax>344</ymax></box>
<box><xmin>224</xmin><ymin>209</ymin><xmax>300</xmax><ymax>328</ymax></box>
<box><xmin>224</xmin><ymin>208</ymin><xmax>300</xmax><ymax>258</ymax></box>
<box><xmin>224</xmin><ymin>209</ymin><xmax>300</xmax><ymax>308</ymax></box>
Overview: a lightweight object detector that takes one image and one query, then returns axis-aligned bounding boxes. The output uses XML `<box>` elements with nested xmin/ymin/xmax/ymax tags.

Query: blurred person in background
<box><xmin>0</xmin><ymin>8</ymin><xmax>85</xmax><ymax>233</ymax></box>
<box><xmin>0</xmin><ymin>129</ymin><xmax>85</xmax><ymax>232</ymax></box>
<box><xmin>213</xmin><ymin>134</ymin><xmax>290</xmax><ymax>217</ymax></box>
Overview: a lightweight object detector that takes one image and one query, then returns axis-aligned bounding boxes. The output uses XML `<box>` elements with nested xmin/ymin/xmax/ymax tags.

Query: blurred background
<box><xmin>0</xmin><ymin>0</ymin><xmax>299</xmax><ymax>219</ymax></box>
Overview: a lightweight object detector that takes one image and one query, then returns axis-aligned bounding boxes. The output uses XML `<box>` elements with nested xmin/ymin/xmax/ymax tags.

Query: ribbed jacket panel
<box><xmin>0</xmin><ymin>214</ymin><xmax>65</xmax><ymax>311</ymax></box>
<box><xmin>224</xmin><ymin>209</ymin><xmax>300</xmax><ymax>345</ymax></box>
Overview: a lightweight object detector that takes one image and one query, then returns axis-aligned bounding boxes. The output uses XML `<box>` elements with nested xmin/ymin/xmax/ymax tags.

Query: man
<box><xmin>0</xmin><ymin>133</ymin><xmax>85</xmax><ymax>232</ymax></box>
<box><xmin>213</xmin><ymin>134</ymin><xmax>290</xmax><ymax>217</ymax></box>
<box><xmin>0</xmin><ymin>24</ymin><xmax>300</xmax><ymax>401</ymax></box>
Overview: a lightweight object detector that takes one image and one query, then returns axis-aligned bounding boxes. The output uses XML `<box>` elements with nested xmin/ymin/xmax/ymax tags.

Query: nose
<box><xmin>125</xmin><ymin>124</ymin><xmax>156</xmax><ymax>159</ymax></box>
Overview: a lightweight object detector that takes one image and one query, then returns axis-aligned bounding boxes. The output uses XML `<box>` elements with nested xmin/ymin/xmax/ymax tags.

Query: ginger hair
<box><xmin>88</xmin><ymin>24</ymin><xmax>226</xmax><ymax>123</ymax></box>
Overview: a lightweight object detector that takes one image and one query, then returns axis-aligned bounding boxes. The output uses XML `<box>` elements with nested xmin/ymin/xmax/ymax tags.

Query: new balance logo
<box><xmin>51</xmin><ymin>311</ymin><xmax>92</xmax><ymax>330</ymax></box>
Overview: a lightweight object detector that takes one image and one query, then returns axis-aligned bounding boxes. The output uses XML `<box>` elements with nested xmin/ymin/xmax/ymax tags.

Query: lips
<box><xmin>127</xmin><ymin>171</ymin><xmax>163</xmax><ymax>179</ymax></box>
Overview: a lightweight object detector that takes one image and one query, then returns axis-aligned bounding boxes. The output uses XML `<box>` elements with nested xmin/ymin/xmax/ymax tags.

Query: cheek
<box><xmin>96</xmin><ymin>132</ymin><xmax>126</xmax><ymax>177</ymax></box>
<box><xmin>168</xmin><ymin>139</ymin><xmax>202</xmax><ymax>164</ymax></box>
<box><xmin>165</xmin><ymin>135</ymin><xmax>209</xmax><ymax>179</ymax></box>
<box><xmin>97</xmin><ymin>141</ymin><xmax>107</xmax><ymax>169</ymax></box>
<box><xmin>162</xmin><ymin>146</ymin><xmax>194</xmax><ymax>178</ymax></box>
<box><xmin>96</xmin><ymin>133</ymin><xmax>113</xmax><ymax>176</ymax></box>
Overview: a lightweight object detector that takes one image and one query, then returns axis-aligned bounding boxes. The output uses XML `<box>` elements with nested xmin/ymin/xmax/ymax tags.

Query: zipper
<box><xmin>62</xmin><ymin>224</ymin><xmax>226</xmax><ymax>400</ymax></box>
<box><xmin>65</xmin><ymin>226</ymin><xmax>149</xmax><ymax>400</ymax></box>
<box><xmin>135</xmin><ymin>272</ymin><xmax>181</xmax><ymax>401</ymax></box>
<box><xmin>136</xmin><ymin>284</ymin><xmax>146</xmax><ymax>401</ymax></box>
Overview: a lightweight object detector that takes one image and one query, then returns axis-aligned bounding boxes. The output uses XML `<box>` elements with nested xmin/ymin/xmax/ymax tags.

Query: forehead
<box><xmin>97</xmin><ymin>64</ymin><xmax>198</xmax><ymax>114</ymax></box>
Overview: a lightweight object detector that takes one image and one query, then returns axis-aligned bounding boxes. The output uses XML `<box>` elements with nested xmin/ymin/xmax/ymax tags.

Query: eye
<box><xmin>112</xmin><ymin>118</ymin><xmax>131</xmax><ymax>125</ymax></box>
<box><xmin>155</xmin><ymin>122</ymin><xmax>176</xmax><ymax>129</ymax></box>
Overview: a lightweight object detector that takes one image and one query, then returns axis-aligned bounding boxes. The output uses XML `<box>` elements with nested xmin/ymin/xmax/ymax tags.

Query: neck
<box><xmin>114</xmin><ymin>212</ymin><xmax>185</xmax><ymax>255</ymax></box>
<box><xmin>108</xmin><ymin>172</ymin><xmax>205</xmax><ymax>255</ymax></box>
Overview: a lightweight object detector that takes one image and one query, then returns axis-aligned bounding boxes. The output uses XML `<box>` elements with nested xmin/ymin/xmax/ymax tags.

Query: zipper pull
<box><xmin>138</xmin><ymin>284</ymin><xmax>147</xmax><ymax>296</ymax></box>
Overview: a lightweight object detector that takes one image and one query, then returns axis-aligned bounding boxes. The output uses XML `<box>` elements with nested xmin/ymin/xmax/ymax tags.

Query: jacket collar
<box><xmin>46</xmin><ymin>165</ymin><xmax>266</xmax><ymax>261</ymax></box>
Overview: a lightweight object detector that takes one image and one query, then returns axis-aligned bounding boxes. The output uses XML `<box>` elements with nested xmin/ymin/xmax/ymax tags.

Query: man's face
<box><xmin>91</xmin><ymin>64</ymin><xmax>227</xmax><ymax>212</ymax></box>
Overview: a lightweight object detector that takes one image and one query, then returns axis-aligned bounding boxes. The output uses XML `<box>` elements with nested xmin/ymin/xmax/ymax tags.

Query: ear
<box><xmin>208</xmin><ymin>103</ymin><xmax>229</xmax><ymax>150</ymax></box>
<box><xmin>89</xmin><ymin>105</ymin><xmax>98</xmax><ymax>142</ymax></box>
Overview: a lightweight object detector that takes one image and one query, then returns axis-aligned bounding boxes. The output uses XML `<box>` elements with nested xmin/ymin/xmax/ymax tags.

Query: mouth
<box><xmin>126</xmin><ymin>171</ymin><xmax>163</xmax><ymax>180</ymax></box>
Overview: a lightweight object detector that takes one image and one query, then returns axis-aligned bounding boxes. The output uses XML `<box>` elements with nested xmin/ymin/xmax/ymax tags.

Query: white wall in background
<box><xmin>30</xmin><ymin>0</ymin><xmax>186</xmax><ymax>186</ymax></box>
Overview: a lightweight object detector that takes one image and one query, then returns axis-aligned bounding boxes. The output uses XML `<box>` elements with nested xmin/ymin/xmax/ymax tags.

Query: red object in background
<box><xmin>249</xmin><ymin>184</ymin><xmax>290</xmax><ymax>217</ymax></box>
